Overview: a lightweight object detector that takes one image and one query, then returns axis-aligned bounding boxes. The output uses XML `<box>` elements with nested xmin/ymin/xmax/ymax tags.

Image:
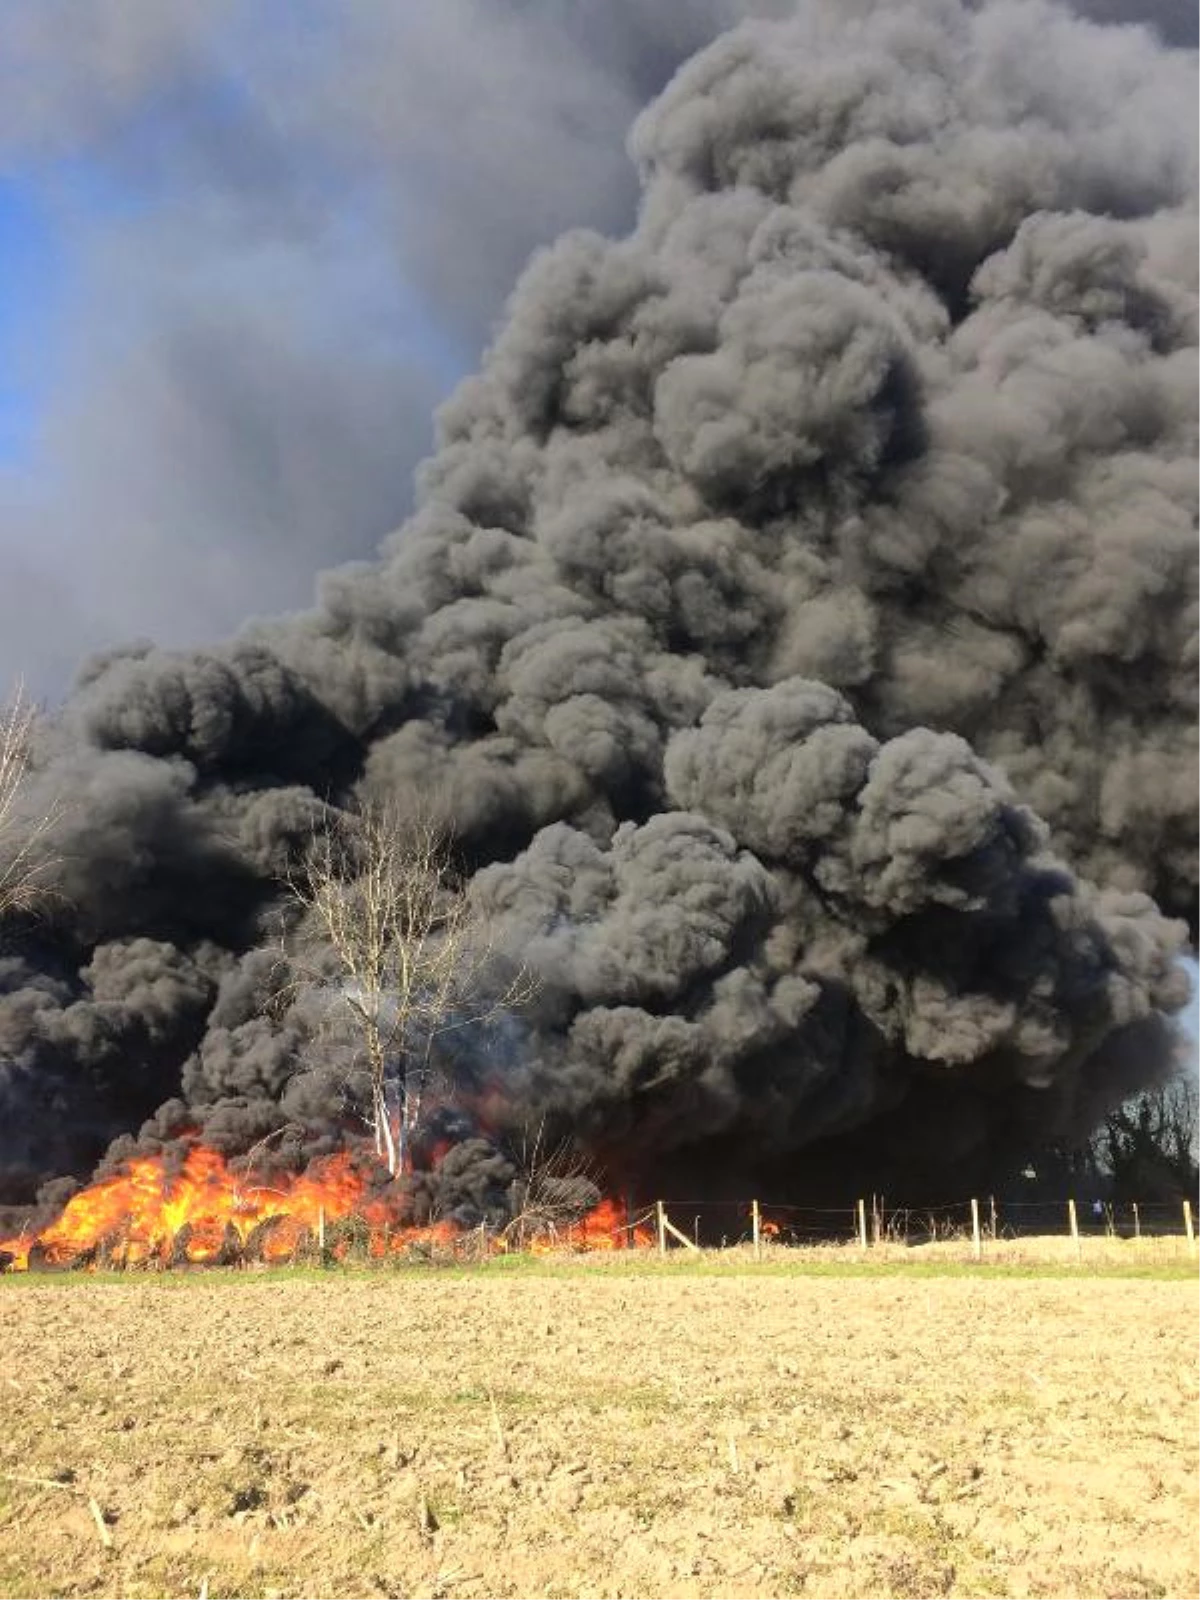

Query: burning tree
<box><xmin>281</xmin><ymin>802</ymin><xmax>533</xmax><ymax>1177</ymax></box>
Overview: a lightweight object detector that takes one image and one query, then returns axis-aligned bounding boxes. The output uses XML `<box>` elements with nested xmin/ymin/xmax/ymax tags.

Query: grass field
<box><xmin>1</xmin><ymin>1257</ymin><xmax>1196</xmax><ymax>1599</ymax></box>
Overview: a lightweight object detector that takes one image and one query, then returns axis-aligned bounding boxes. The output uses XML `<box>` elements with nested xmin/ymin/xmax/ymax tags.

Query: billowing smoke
<box><xmin>1</xmin><ymin>0</ymin><xmax>1195</xmax><ymax>1213</ymax></box>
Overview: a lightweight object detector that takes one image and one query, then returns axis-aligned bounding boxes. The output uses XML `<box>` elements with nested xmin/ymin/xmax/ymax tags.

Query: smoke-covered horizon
<box><xmin>0</xmin><ymin>0</ymin><xmax>1196</xmax><ymax>1219</ymax></box>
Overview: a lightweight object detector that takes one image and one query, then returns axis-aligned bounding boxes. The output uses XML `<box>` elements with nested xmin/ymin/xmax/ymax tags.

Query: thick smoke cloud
<box><xmin>0</xmin><ymin>0</ymin><xmax>1194</xmax><ymax>1213</ymax></box>
<box><xmin>0</xmin><ymin>0</ymin><xmax>786</xmax><ymax>696</ymax></box>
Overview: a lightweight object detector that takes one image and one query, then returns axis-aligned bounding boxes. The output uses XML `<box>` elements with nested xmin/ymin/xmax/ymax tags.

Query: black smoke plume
<box><xmin>1</xmin><ymin>0</ymin><xmax>1195</xmax><ymax>1215</ymax></box>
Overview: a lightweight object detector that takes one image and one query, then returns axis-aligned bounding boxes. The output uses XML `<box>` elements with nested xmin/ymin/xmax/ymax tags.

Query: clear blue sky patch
<box><xmin>0</xmin><ymin>173</ymin><xmax>65</xmax><ymax>461</ymax></box>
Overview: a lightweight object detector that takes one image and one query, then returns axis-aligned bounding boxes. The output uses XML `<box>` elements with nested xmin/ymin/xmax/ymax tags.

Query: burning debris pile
<box><xmin>0</xmin><ymin>0</ymin><xmax>1195</xmax><ymax>1242</ymax></box>
<box><xmin>0</xmin><ymin>1137</ymin><xmax>642</xmax><ymax>1271</ymax></box>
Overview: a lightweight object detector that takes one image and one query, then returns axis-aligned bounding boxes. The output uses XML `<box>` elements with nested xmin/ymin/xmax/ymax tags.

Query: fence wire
<box><xmin>642</xmin><ymin>1193</ymin><xmax>1195</xmax><ymax>1250</ymax></box>
<box><xmin>4</xmin><ymin>1190</ymin><xmax>1192</xmax><ymax>1274</ymax></box>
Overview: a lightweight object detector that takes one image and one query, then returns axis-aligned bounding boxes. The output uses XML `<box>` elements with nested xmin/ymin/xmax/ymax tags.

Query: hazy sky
<box><xmin>0</xmin><ymin>1</ymin><xmax>794</xmax><ymax>697</ymax></box>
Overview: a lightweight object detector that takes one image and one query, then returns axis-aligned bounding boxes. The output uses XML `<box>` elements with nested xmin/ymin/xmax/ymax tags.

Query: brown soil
<box><xmin>0</xmin><ymin>1267</ymin><xmax>1195</xmax><ymax>1599</ymax></box>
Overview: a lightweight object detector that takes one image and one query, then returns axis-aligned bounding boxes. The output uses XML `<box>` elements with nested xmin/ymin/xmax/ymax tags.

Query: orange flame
<box><xmin>521</xmin><ymin>1195</ymin><xmax>653</xmax><ymax>1254</ymax></box>
<box><xmin>0</xmin><ymin>1144</ymin><xmax>648</xmax><ymax>1270</ymax></box>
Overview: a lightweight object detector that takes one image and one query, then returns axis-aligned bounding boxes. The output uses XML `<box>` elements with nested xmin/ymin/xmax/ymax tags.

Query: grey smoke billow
<box><xmin>0</xmin><ymin>0</ymin><xmax>1194</xmax><ymax>1214</ymax></box>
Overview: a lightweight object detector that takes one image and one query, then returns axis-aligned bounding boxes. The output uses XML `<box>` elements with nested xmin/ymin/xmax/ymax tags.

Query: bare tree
<box><xmin>0</xmin><ymin>683</ymin><xmax>60</xmax><ymax>920</ymax></box>
<box><xmin>502</xmin><ymin>1121</ymin><xmax>603</xmax><ymax>1251</ymax></box>
<box><xmin>281</xmin><ymin>802</ymin><xmax>533</xmax><ymax>1177</ymax></box>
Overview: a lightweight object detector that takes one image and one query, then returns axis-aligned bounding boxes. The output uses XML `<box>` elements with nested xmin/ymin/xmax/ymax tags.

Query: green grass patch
<box><xmin>1</xmin><ymin>1251</ymin><xmax>1194</xmax><ymax>1286</ymax></box>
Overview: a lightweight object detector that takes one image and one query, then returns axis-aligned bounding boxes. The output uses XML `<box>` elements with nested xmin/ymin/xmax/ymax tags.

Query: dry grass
<box><xmin>0</xmin><ymin>1264</ymin><xmax>1195</xmax><ymax>1598</ymax></box>
<box><xmin>797</xmin><ymin>1230</ymin><xmax>1196</xmax><ymax>1269</ymax></box>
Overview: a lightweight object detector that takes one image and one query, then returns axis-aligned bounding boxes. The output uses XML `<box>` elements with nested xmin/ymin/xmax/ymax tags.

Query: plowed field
<box><xmin>1</xmin><ymin>1263</ymin><xmax>1195</xmax><ymax>1599</ymax></box>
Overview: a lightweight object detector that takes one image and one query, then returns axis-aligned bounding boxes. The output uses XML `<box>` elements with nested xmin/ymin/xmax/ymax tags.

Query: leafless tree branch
<box><xmin>502</xmin><ymin>1120</ymin><xmax>603</xmax><ymax>1251</ymax></box>
<box><xmin>0</xmin><ymin>682</ymin><xmax>63</xmax><ymax>921</ymax></box>
<box><xmin>278</xmin><ymin>799</ymin><xmax>535</xmax><ymax>1176</ymax></box>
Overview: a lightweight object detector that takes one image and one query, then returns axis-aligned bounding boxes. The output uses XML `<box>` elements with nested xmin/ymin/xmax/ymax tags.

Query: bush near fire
<box><xmin>0</xmin><ymin>0</ymin><xmax>1195</xmax><ymax>1267</ymax></box>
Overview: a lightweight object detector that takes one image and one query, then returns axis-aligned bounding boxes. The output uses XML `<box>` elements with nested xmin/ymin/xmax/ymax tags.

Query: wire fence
<box><xmin>3</xmin><ymin>1191</ymin><xmax>1195</xmax><ymax>1273</ymax></box>
<box><xmin>635</xmin><ymin>1192</ymin><xmax>1197</xmax><ymax>1262</ymax></box>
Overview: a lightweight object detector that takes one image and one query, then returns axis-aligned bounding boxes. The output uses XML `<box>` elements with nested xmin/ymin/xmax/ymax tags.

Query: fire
<box><xmin>575</xmin><ymin>1195</ymin><xmax>629</xmax><ymax>1249</ymax></box>
<box><xmin>0</xmin><ymin>1143</ymin><xmax>648</xmax><ymax>1271</ymax></box>
<box><xmin>521</xmin><ymin>1195</ymin><xmax>652</xmax><ymax>1254</ymax></box>
<box><xmin>0</xmin><ymin>1146</ymin><xmax>378</xmax><ymax>1270</ymax></box>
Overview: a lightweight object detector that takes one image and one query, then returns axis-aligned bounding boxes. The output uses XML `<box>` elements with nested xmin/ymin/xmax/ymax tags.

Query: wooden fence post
<box><xmin>1067</xmin><ymin>1198</ymin><xmax>1080</xmax><ymax>1261</ymax></box>
<box><xmin>857</xmin><ymin>1198</ymin><xmax>868</xmax><ymax>1253</ymax></box>
<box><xmin>989</xmin><ymin>1195</ymin><xmax>998</xmax><ymax>1240</ymax></box>
<box><xmin>317</xmin><ymin>1206</ymin><xmax>326</xmax><ymax>1254</ymax></box>
<box><xmin>655</xmin><ymin>1205</ymin><xmax>701</xmax><ymax>1252</ymax></box>
<box><xmin>970</xmin><ymin>1197</ymin><xmax>982</xmax><ymax>1262</ymax></box>
<box><xmin>656</xmin><ymin>1200</ymin><xmax>667</xmax><ymax>1257</ymax></box>
<box><xmin>1184</xmin><ymin>1199</ymin><xmax>1196</xmax><ymax>1256</ymax></box>
<box><xmin>1132</xmin><ymin>1201</ymin><xmax>1141</xmax><ymax>1246</ymax></box>
<box><xmin>751</xmin><ymin>1200</ymin><xmax>761</xmax><ymax>1262</ymax></box>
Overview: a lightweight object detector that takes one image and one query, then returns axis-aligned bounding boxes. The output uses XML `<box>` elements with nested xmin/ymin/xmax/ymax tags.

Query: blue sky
<box><xmin>0</xmin><ymin>174</ymin><xmax>65</xmax><ymax>461</ymax></box>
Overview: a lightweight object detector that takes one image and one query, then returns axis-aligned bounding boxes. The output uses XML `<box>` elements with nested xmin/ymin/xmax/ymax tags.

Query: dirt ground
<box><xmin>0</xmin><ymin>1263</ymin><xmax>1195</xmax><ymax>1600</ymax></box>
